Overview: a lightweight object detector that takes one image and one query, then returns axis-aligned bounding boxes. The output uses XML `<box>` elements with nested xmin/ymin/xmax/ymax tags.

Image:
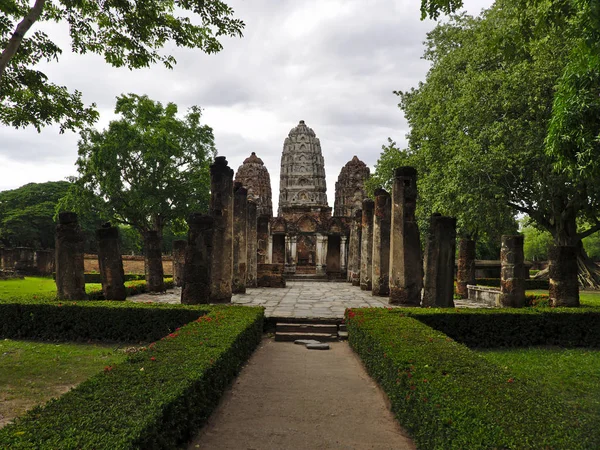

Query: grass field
<box><xmin>480</xmin><ymin>347</ymin><xmax>600</xmax><ymax>429</ymax></box>
<box><xmin>0</xmin><ymin>340</ymin><xmax>129</xmax><ymax>428</ymax></box>
<box><xmin>0</xmin><ymin>277</ymin><xmax>56</xmax><ymax>298</ymax></box>
<box><xmin>527</xmin><ymin>289</ymin><xmax>600</xmax><ymax>307</ymax></box>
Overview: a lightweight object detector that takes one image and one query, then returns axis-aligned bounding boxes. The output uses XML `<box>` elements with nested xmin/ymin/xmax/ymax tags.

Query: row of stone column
<box><xmin>0</xmin><ymin>247</ymin><xmax>54</xmax><ymax>275</ymax></box>
<box><xmin>180</xmin><ymin>157</ymin><xmax>260</xmax><ymax>304</ymax></box>
<box><xmin>347</xmin><ymin>166</ymin><xmax>580</xmax><ymax>308</ymax></box>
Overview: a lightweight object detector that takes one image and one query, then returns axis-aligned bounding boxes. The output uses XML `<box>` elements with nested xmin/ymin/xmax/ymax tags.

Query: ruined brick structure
<box><xmin>334</xmin><ymin>156</ymin><xmax>370</xmax><ymax>217</ymax></box>
<box><xmin>234</xmin><ymin>152</ymin><xmax>273</xmax><ymax>218</ymax></box>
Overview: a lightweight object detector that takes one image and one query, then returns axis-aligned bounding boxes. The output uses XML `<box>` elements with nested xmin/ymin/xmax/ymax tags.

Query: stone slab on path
<box><xmin>188</xmin><ymin>338</ymin><xmax>415</xmax><ymax>450</ymax></box>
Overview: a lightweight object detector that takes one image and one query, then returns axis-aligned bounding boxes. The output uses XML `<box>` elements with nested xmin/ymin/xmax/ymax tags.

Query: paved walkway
<box><xmin>130</xmin><ymin>281</ymin><xmax>490</xmax><ymax>319</ymax></box>
<box><xmin>187</xmin><ymin>338</ymin><xmax>415</xmax><ymax>450</ymax></box>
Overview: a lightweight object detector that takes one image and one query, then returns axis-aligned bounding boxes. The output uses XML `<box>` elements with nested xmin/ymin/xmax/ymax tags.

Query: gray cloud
<box><xmin>0</xmin><ymin>0</ymin><xmax>494</xmax><ymax>211</ymax></box>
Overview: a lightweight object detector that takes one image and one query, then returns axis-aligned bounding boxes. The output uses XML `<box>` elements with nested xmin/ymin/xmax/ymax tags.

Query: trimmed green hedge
<box><xmin>0</xmin><ymin>305</ymin><xmax>264</xmax><ymax>449</ymax></box>
<box><xmin>346</xmin><ymin>308</ymin><xmax>599</xmax><ymax>449</ymax></box>
<box><xmin>412</xmin><ymin>307</ymin><xmax>600</xmax><ymax>348</ymax></box>
<box><xmin>0</xmin><ymin>298</ymin><xmax>205</xmax><ymax>342</ymax></box>
<box><xmin>86</xmin><ymin>278</ymin><xmax>175</xmax><ymax>300</ymax></box>
<box><xmin>476</xmin><ymin>278</ymin><xmax>549</xmax><ymax>290</ymax></box>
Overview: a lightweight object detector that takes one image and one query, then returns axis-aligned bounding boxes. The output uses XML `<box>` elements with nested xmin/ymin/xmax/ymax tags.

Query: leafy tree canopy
<box><xmin>60</xmin><ymin>93</ymin><xmax>216</xmax><ymax>237</ymax></box>
<box><xmin>374</xmin><ymin>0</ymin><xmax>600</xmax><ymax>285</ymax></box>
<box><xmin>0</xmin><ymin>0</ymin><xmax>244</xmax><ymax>131</ymax></box>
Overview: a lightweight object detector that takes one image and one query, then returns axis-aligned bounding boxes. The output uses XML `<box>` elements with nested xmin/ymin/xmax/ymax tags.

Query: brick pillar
<box><xmin>181</xmin><ymin>213</ymin><xmax>213</xmax><ymax>304</ymax></box>
<box><xmin>548</xmin><ymin>245</ymin><xmax>579</xmax><ymax>307</ymax></box>
<box><xmin>143</xmin><ymin>230</ymin><xmax>164</xmax><ymax>292</ymax></box>
<box><xmin>247</xmin><ymin>200</ymin><xmax>258</xmax><ymax>288</ymax></box>
<box><xmin>35</xmin><ymin>250</ymin><xmax>54</xmax><ymax>275</ymax></box>
<box><xmin>422</xmin><ymin>214</ymin><xmax>456</xmax><ymax>307</ymax></box>
<box><xmin>500</xmin><ymin>235</ymin><xmax>526</xmax><ymax>307</ymax></box>
<box><xmin>348</xmin><ymin>209</ymin><xmax>362</xmax><ymax>285</ymax></box>
<box><xmin>389</xmin><ymin>167</ymin><xmax>422</xmax><ymax>306</ymax></box>
<box><xmin>457</xmin><ymin>238</ymin><xmax>476</xmax><ymax>299</ymax></box>
<box><xmin>55</xmin><ymin>212</ymin><xmax>87</xmax><ymax>300</ymax></box>
<box><xmin>372</xmin><ymin>189</ymin><xmax>391</xmax><ymax>297</ymax></box>
<box><xmin>14</xmin><ymin>247</ymin><xmax>35</xmax><ymax>274</ymax></box>
<box><xmin>96</xmin><ymin>224</ymin><xmax>126</xmax><ymax>300</ymax></box>
<box><xmin>257</xmin><ymin>216</ymin><xmax>270</xmax><ymax>264</ymax></box>
<box><xmin>172</xmin><ymin>239</ymin><xmax>187</xmax><ymax>287</ymax></box>
<box><xmin>232</xmin><ymin>183</ymin><xmax>248</xmax><ymax>294</ymax></box>
<box><xmin>209</xmin><ymin>156</ymin><xmax>234</xmax><ymax>303</ymax></box>
<box><xmin>360</xmin><ymin>199</ymin><xmax>374</xmax><ymax>291</ymax></box>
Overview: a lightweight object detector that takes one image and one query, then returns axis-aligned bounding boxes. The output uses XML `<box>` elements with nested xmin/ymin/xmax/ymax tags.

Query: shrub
<box><xmin>0</xmin><ymin>305</ymin><xmax>264</xmax><ymax>449</ymax></box>
<box><xmin>346</xmin><ymin>308</ymin><xmax>598</xmax><ymax>449</ymax></box>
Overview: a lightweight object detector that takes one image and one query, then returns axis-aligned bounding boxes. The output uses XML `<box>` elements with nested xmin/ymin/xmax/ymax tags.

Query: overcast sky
<box><xmin>0</xmin><ymin>0</ymin><xmax>493</xmax><ymax>211</ymax></box>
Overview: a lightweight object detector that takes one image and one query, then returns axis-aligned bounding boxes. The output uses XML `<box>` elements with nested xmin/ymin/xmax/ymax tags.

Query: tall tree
<box><xmin>0</xmin><ymin>0</ymin><xmax>243</xmax><ymax>131</ymax></box>
<box><xmin>60</xmin><ymin>93</ymin><xmax>216</xmax><ymax>291</ymax></box>
<box><xmin>384</xmin><ymin>0</ymin><xmax>600</xmax><ymax>286</ymax></box>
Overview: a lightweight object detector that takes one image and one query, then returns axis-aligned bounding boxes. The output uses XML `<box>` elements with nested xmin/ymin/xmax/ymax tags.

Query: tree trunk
<box><xmin>143</xmin><ymin>230</ymin><xmax>165</xmax><ymax>292</ymax></box>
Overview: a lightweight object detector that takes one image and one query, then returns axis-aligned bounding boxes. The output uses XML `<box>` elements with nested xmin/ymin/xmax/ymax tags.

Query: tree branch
<box><xmin>0</xmin><ymin>0</ymin><xmax>46</xmax><ymax>82</ymax></box>
<box><xmin>577</xmin><ymin>221</ymin><xmax>600</xmax><ymax>241</ymax></box>
<box><xmin>506</xmin><ymin>201</ymin><xmax>554</xmax><ymax>232</ymax></box>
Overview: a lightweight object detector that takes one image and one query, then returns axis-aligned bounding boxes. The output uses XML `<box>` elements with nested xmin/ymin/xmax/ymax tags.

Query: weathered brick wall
<box><xmin>84</xmin><ymin>254</ymin><xmax>173</xmax><ymax>275</ymax></box>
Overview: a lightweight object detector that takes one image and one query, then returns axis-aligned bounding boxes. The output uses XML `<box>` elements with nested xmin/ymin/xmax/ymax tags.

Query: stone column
<box><xmin>389</xmin><ymin>167</ymin><xmax>423</xmax><ymax>306</ymax></box>
<box><xmin>372</xmin><ymin>189</ymin><xmax>391</xmax><ymax>297</ymax></box>
<box><xmin>144</xmin><ymin>230</ymin><xmax>164</xmax><ymax>292</ymax></box>
<box><xmin>422</xmin><ymin>214</ymin><xmax>457</xmax><ymax>308</ymax></box>
<box><xmin>172</xmin><ymin>240</ymin><xmax>187</xmax><ymax>287</ymax></box>
<box><xmin>284</xmin><ymin>235</ymin><xmax>294</xmax><ymax>274</ymax></box>
<box><xmin>14</xmin><ymin>247</ymin><xmax>35</xmax><ymax>274</ymax></box>
<box><xmin>316</xmin><ymin>233</ymin><xmax>326</xmax><ymax>276</ymax></box>
<box><xmin>348</xmin><ymin>209</ymin><xmax>362</xmax><ymax>285</ymax></box>
<box><xmin>35</xmin><ymin>250</ymin><xmax>54</xmax><ymax>275</ymax></box>
<box><xmin>340</xmin><ymin>235</ymin><xmax>347</xmax><ymax>273</ymax></box>
<box><xmin>267</xmin><ymin>234</ymin><xmax>273</xmax><ymax>264</ymax></box>
<box><xmin>360</xmin><ymin>199</ymin><xmax>374</xmax><ymax>291</ymax></box>
<box><xmin>96</xmin><ymin>224</ymin><xmax>126</xmax><ymax>300</ymax></box>
<box><xmin>257</xmin><ymin>215</ymin><xmax>270</xmax><ymax>264</ymax></box>
<box><xmin>209</xmin><ymin>156</ymin><xmax>234</xmax><ymax>303</ymax></box>
<box><xmin>181</xmin><ymin>213</ymin><xmax>213</xmax><ymax>304</ymax></box>
<box><xmin>456</xmin><ymin>238</ymin><xmax>476</xmax><ymax>299</ymax></box>
<box><xmin>232</xmin><ymin>183</ymin><xmax>248</xmax><ymax>294</ymax></box>
<box><xmin>499</xmin><ymin>235</ymin><xmax>526</xmax><ymax>307</ymax></box>
<box><xmin>55</xmin><ymin>212</ymin><xmax>87</xmax><ymax>300</ymax></box>
<box><xmin>548</xmin><ymin>245</ymin><xmax>579</xmax><ymax>307</ymax></box>
<box><xmin>247</xmin><ymin>200</ymin><xmax>258</xmax><ymax>288</ymax></box>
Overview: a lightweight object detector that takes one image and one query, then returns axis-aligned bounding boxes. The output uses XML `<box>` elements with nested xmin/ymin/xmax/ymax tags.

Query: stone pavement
<box><xmin>130</xmin><ymin>281</ymin><xmax>491</xmax><ymax>319</ymax></box>
<box><xmin>187</xmin><ymin>338</ymin><xmax>416</xmax><ymax>450</ymax></box>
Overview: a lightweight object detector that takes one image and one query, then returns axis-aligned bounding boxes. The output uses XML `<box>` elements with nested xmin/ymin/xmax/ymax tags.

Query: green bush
<box><xmin>86</xmin><ymin>278</ymin><xmax>175</xmax><ymax>300</ymax></box>
<box><xmin>0</xmin><ymin>305</ymin><xmax>264</xmax><ymax>449</ymax></box>
<box><xmin>346</xmin><ymin>308</ymin><xmax>598</xmax><ymax>449</ymax></box>
<box><xmin>476</xmin><ymin>278</ymin><xmax>549</xmax><ymax>290</ymax></box>
<box><xmin>0</xmin><ymin>297</ymin><xmax>204</xmax><ymax>342</ymax></box>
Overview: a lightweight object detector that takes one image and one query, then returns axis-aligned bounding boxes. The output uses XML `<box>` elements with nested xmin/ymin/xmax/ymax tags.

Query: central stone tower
<box><xmin>278</xmin><ymin>120</ymin><xmax>330</xmax><ymax>222</ymax></box>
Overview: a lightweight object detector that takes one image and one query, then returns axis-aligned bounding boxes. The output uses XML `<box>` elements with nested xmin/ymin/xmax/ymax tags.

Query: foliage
<box><xmin>0</xmin><ymin>0</ymin><xmax>244</xmax><ymax>131</ymax></box>
<box><xmin>520</xmin><ymin>221</ymin><xmax>554</xmax><ymax>261</ymax></box>
<box><xmin>85</xmin><ymin>277</ymin><xmax>175</xmax><ymax>300</ymax></box>
<box><xmin>419</xmin><ymin>0</ymin><xmax>464</xmax><ymax>20</ymax></box>
<box><xmin>380</xmin><ymin>0</ymin><xmax>600</xmax><ymax>285</ymax></box>
<box><xmin>0</xmin><ymin>305</ymin><xmax>263</xmax><ymax>449</ymax></box>
<box><xmin>0</xmin><ymin>181</ymin><xmax>69</xmax><ymax>248</ymax></box>
<box><xmin>583</xmin><ymin>230</ymin><xmax>600</xmax><ymax>260</ymax></box>
<box><xmin>61</xmin><ymin>94</ymin><xmax>215</xmax><ymax>236</ymax></box>
<box><xmin>346</xmin><ymin>308</ymin><xmax>600</xmax><ymax>449</ymax></box>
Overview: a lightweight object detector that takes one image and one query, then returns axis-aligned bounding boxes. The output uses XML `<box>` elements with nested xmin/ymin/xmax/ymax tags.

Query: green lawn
<box><xmin>0</xmin><ymin>339</ymin><xmax>129</xmax><ymax>428</ymax></box>
<box><xmin>527</xmin><ymin>289</ymin><xmax>600</xmax><ymax>307</ymax></box>
<box><xmin>480</xmin><ymin>347</ymin><xmax>600</xmax><ymax>429</ymax></box>
<box><xmin>0</xmin><ymin>277</ymin><xmax>56</xmax><ymax>298</ymax></box>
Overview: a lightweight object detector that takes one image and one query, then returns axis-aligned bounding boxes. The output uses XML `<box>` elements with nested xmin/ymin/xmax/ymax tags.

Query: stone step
<box><xmin>276</xmin><ymin>323</ymin><xmax>338</xmax><ymax>334</ymax></box>
<box><xmin>339</xmin><ymin>323</ymin><xmax>347</xmax><ymax>332</ymax></box>
<box><xmin>338</xmin><ymin>331</ymin><xmax>348</xmax><ymax>340</ymax></box>
<box><xmin>274</xmin><ymin>332</ymin><xmax>338</xmax><ymax>342</ymax></box>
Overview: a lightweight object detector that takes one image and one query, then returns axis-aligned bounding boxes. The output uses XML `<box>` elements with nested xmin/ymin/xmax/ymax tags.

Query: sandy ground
<box><xmin>188</xmin><ymin>338</ymin><xmax>415</xmax><ymax>450</ymax></box>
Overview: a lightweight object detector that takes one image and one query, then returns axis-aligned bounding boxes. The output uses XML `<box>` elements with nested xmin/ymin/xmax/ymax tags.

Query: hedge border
<box><xmin>0</xmin><ymin>305</ymin><xmax>264</xmax><ymax>449</ymax></box>
<box><xmin>346</xmin><ymin>308</ymin><xmax>599</xmax><ymax>449</ymax></box>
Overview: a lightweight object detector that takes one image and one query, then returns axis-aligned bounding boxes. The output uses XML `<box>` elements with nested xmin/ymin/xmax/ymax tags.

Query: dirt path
<box><xmin>188</xmin><ymin>338</ymin><xmax>415</xmax><ymax>450</ymax></box>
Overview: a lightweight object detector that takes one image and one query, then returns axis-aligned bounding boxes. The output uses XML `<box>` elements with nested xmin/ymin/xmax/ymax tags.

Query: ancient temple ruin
<box><xmin>234</xmin><ymin>120</ymin><xmax>370</xmax><ymax>278</ymax></box>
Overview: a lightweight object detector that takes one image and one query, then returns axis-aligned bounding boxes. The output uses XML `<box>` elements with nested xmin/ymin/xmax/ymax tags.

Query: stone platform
<box><xmin>130</xmin><ymin>281</ymin><xmax>491</xmax><ymax>319</ymax></box>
